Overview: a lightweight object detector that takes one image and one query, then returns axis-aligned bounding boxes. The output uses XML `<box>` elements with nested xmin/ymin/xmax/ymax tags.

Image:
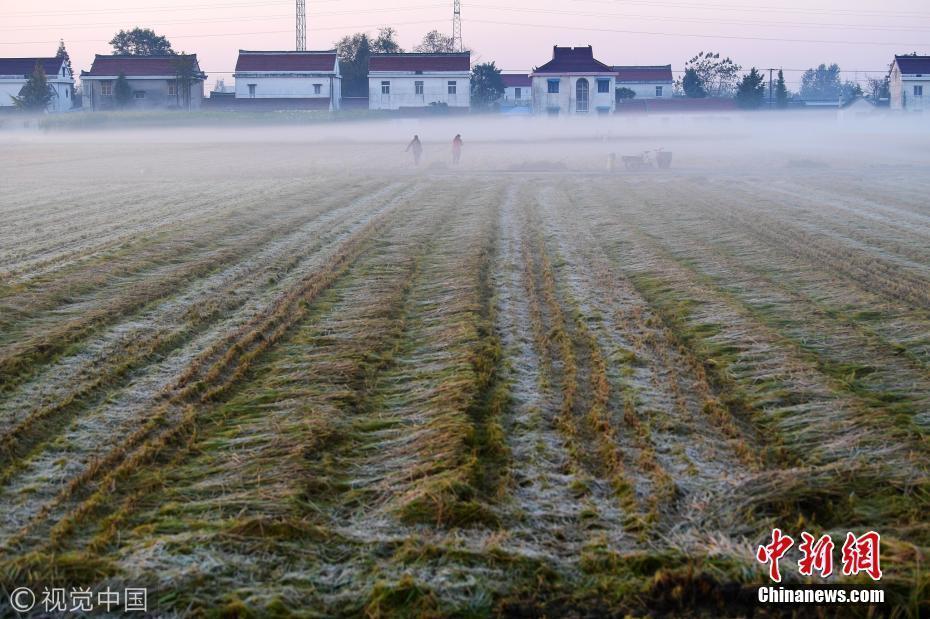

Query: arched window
<box><xmin>576</xmin><ymin>78</ymin><xmax>589</xmax><ymax>113</ymax></box>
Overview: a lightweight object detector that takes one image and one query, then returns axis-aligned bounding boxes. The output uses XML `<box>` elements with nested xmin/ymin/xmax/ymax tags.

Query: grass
<box><xmin>0</xmin><ymin>162</ymin><xmax>927</xmax><ymax>617</ymax></box>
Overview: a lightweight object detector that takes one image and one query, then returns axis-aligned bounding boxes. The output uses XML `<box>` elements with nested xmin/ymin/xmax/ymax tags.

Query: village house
<box><xmin>81</xmin><ymin>54</ymin><xmax>205</xmax><ymax>111</ymax></box>
<box><xmin>368</xmin><ymin>52</ymin><xmax>471</xmax><ymax>111</ymax></box>
<box><xmin>613</xmin><ymin>65</ymin><xmax>674</xmax><ymax>100</ymax></box>
<box><xmin>531</xmin><ymin>46</ymin><xmax>615</xmax><ymax>116</ymax></box>
<box><xmin>0</xmin><ymin>56</ymin><xmax>74</xmax><ymax>112</ymax></box>
<box><xmin>889</xmin><ymin>55</ymin><xmax>930</xmax><ymax>111</ymax></box>
<box><xmin>501</xmin><ymin>74</ymin><xmax>532</xmax><ymax>108</ymax></box>
<box><xmin>233</xmin><ymin>50</ymin><xmax>341</xmax><ymax>110</ymax></box>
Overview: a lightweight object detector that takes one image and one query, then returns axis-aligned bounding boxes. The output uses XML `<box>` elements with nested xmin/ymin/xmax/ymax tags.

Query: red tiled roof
<box><xmin>613</xmin><ymin>65</ymin><xmax>673</xmax><ymax>83</ymax></box>
<box><xmin>533</xmin><ymin>46</ymin><xmax>612</xmax><ymax>74</ymax></box>
<box><xmin>235</xmin><ymin>50</ymin><xmax>337</xmax><ymax>72</ymax></box>
<box><xmin>895</xmin><ymin>55</ymin><xmax>930</xmax><ymax>75</ymax></box>
<box><xmin>369</xmin><ymin>53</ymin><xmax>470</xmax><ymax>72</ymax></box>
<box><xmin>502</xmin><ymin>74</ymin><xmax>531</xmax><ymax>87</ymax></box>
<box><xmin>82</xmin><ymin>54</ymin><xmax>203</xmax><ymax>77</ymax></box>
<box><xmin>0</xmin><ymin>57</ymin><xmax>64</xmax><ymax>77</ymax></box>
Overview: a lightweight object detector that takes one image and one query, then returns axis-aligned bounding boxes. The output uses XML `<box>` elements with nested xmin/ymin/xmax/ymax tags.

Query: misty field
<box><xmin>1</xmin><ymin>119</ymin><xmax>929</xmax><ymax>617</ymax></box>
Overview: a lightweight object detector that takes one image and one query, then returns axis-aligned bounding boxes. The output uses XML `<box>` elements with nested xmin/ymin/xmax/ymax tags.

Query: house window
<box><xmin>514</xmin><ymin>87</ymin><xmax>521</xmax><ymax>100</ymax></box>
<box><xmin>313</xmin><ymin>83</ymin><xmax>322</xmax><ymax>95</ymax></box>
<box><xmin>65</xmin><ymin>89</ymin><xmax>69</xmax><ymax>98</ymax></box>
<box><xmin>597</xmin><ymin>78</ymin><xmax>610</xmax><ymax>93</ymax></box>
<box><xmin>168</xmin><ymin>80</ymin><xmax>177</xmax><ymax>96</ymax></box>
<box><xmin>547</xmin><ymin>79</ymin><xmax>559</xmax><ymax>94</ymax></box>
<box><xmin>415</xmin><ymin>80</ymin><xmax>424</xmax><ymax>95</ymax></box>
<box><xmin>248</xmin><ymin>84</ymin><xmax>256</xmax><ymax>98</ymax></box>
<box><xmin>101</xmin><ymin>81</ymin><xmax>113</xmax><ymax>96</ymax></box>
<box><xmin>656</xmin><ymin>86</ymin><xmax>664</xmax><ymax>97</ymax></box>
<box><xmin>915</xmin><ymin>85</ymin><xmax>924</xmax><ymax>97</ymax></box>
<box><xmin>381</xmin><ymin>80</ymin><xmax>390</xmax><ymax>95</ymax></box>
<box><xmin>448</xmin><ymin>81</ymin><xmax>457</xmax><ymax>95</ymax></box>
<box><xmin>134</xmin><ymin>91</ymin><xmax>145</xmax><ymax>99</ymax></box>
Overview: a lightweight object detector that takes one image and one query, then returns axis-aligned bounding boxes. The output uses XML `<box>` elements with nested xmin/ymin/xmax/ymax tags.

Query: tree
<box><xmin>735</xmin><ymin>67</ymin><xmax>766</xmax><ymax>109</ymax></box>
<box><xmin>335</xmin><ymin>27</ymin><xmax>403</xmax><ymax>97</ymax></box>
<box><xmin>616</xmin><ymin>87</ymin><xmax>636</xmax><ymax>100</ymax></box>
<box><xmin>110</xmin><ymin>27</ymin><xmax>174</xmax><ymax>55</ymax></box>
<box><xmin>56</xmin><ymin>39</ymin><xmax>72</xmax><ymax>75</ymax></box>
<box><xmin>114</xmin><ymin>73</ymin><xmax>133</xmax><ymax>107</ymax></box>
<box><xmin>372</xmin><ymin>27</ymin><xmax>403</xmax><ymax>54</ymax></box>
<box><xmin>11</xmin><ymin>63</ymin><xmax>53</xmax><ymax>111</ymax></box>
<box><xmin>415</xmin><ymin>30</ymin><xmax>456</xmax><ymax>53</ymax></box>
<box><xmin>775</xmin><ymin>69</ymin><xmax>789</xmax><ymax>109</ymax></box>
<box><xmin>171</xmin><ymin>54</ymin><xmax>199</xmax><ymax>110</ymax></box>
<box><xmin>335</xmin><ymin>32</ymin><xmax>372</xmax><ymax>98</ymax></box>
<box><xmin>471</xmin><ymin>62</ymin><xmax>504</xmax><ymax>109</ymax></box>
<box><xmin>799</xmin><ymin>63</ymin><xmax>840</xmax><ymax>100</ymax></box>
<box><xmin>680</xmin><ymin>52</ymin><xmax>741</xmax><ymax>97</ymax></box>
<box><xmin>681</xmin><ymin>68</ymin><xmax>706</xmax><ymax>98</ymax></box>
<box><xmin>866</xmin><ymin>75</ymin><xmax>890</xmax><ymax>102</ymax></box>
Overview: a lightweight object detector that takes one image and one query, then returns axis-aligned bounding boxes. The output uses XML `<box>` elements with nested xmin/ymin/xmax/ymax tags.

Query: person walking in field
<box><xmin>451</xmin><ymin>134</ymin><xmax>463</xmax><ymax>165</ymax></box>
<box><xmin>406</xmin><ymin>135</ymin><xmax>423</xmax><ymax>166</ymax></box>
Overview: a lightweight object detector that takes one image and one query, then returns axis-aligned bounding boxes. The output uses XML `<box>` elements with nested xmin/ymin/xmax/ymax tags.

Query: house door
<box><xmin>576</xmin><ymin>78</ymin><xmax>589</xmax><ymax>113</ymax></box>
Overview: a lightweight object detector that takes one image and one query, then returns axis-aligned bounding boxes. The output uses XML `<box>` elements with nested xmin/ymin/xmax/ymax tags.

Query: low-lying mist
<box><xmin>3</xmin><ymin>110</ymin><xmax>929</xmax><ymax>186</ymax></box>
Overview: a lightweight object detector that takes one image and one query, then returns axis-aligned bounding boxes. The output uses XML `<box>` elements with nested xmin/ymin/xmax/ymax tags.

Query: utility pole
<box><xmin>768</xmin><ymin>68</ymin><xmax>774</xmax><ymax>108</ymax></box>
<box><xmin>296</xmin><ymin>0</ymin><xmax>306</xmax><ymax>51</ymax></box>
<box><xmin>452</xmin><ymin>0</ymin><xmax>463</xmax><ymax>52</ymax></box>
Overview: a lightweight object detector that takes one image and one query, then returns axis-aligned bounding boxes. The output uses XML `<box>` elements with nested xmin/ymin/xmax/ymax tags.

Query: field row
<box><xmin>0</xmin><ymin>171</ymin><xmax>927</xmax><ymax>616</ymax></box>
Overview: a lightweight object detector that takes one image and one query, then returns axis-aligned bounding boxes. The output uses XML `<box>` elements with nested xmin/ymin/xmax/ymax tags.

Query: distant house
<box><xmin>0</xmin><ymin>56</ymin><xmax>74</xmax><ymax>112</ymax></box>
<box><xmin>531</xmin><ymin>46</ymin><xmax>615</xmax><ymax>116</ymax></box>
<box><xmin>368</xmin><ymin>53</ymin><xmax>471</xmax><ymax>111</ymax></box>
<box><xmin>613</xmin><ymin>65</ymin><xmax>673</xmax><ymax>100</ymax></box>
<box><xmin>889</xmin><ymin>55</ymin><xmax>930</xmax><ymax>111</ymax></box>
<box><xmin>501</xmin><ymin>74</ymin><xmax>532</xmax><ymax>108</ymax></box>
<box><xmin>233</xmin><ymin>50</ymin><xmax>341</xmax><ymax>110</ymax></box>
<box><xmin>81</xmin><ymin>54</ymin><xmax>205</xmax><ymax>111</ymax></box>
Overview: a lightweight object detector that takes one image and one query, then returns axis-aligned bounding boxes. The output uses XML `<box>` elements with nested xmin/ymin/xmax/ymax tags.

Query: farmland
<box><xmin>1</xmin><ymin>117</ymin><xmax>929</xmax><ymax>617</ymax></box>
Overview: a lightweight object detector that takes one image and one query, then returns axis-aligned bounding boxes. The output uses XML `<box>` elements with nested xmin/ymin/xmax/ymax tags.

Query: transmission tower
<box><xmin>452</xmin><ymin>0</ymin><xmax>463</xmax><ymax>52</ymax></box>
<box><xmin>296</xmin><ymin>0</ymin><xmax>306</xmax><ymax>51</ymax></box>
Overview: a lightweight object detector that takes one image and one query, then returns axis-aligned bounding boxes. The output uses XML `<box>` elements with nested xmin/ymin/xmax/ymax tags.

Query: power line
<box><xmin>466</xmin><ymin>17</ymin><xmax>927</xmax><ymax>47</ymax></box>
<box><xmin>577</xmin><ymin>0</ymin><xmax>930</xmax><ymax>19</ymax></box>
<box><xmin>468</xmin><ymin>3</ymin><xmax>930</xmax><ymax>34</ymax></box>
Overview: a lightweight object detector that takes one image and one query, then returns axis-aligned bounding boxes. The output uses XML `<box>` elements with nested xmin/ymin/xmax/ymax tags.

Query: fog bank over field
<box><xmin>2</xmin><ymin>111</ymin><xmax>929</xmax><ymax>183</ymax></box>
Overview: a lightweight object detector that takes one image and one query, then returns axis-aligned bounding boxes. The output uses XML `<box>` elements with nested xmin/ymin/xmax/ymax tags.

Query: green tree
<box><xmin>114</xmin><ymin>72</ymin><xmax>133</xmax><ymax>107</ymax></box>
<box><xmin>470</xmin><ymin>61</ymin><xmax>504</xmax><ymax>109</ymax></box>
<box><xmin>110</xmin><ymin>27</ymin><xmax>174</xmax><ymax>55</ymax></box>
<box><xmin>681</xmin><ymin>52</ymin><xmax>741</xmax><ymax>97</ymax></box>
<box><xmin>775</xmin><ymin>69</ymin><xmax>789</xmax><ymax>109</ymax></box>
<box><xmin>56</xmin><ymin>39</ymin><xmax>72</xmax><ymax>75</ymax></box>
<box><xmin>11</xmin><ymin>63</ymin><xmax>54</xmax><ymax>111</ymax></box>
<box><xmin>735</xmin><ymin>67</ymin><xmax>766</xmax><ymax>109</ymax></box>
<box><xmin>335</xmin><ymin>32</ymin><xmax>372</xmax><ymax>98</ymax></box>
<box><xmin>171</xmin><ymin>53</ymin><xmax>199</xmax><ymax>110</ymax></box>
<box><xmin>372</xmin><ymin>27</ymin><xmax>403</xmax><ymax>54</ymax></box>
<box><xmin>336</xmin><ymin>27</ymin><xmax>403</xmax><ymax>97</ymax></box>
<box><xmin>799</xmin><ymin>63</ymin><xmax>841</xmax><ymax>100</ymax></box>
<box><xmin>616</xmin><ymin>87</ymin><xmax>636</xmax><ymax>100</ymax></box>
<box><xmin>681</xmin><ymin>68</ymin><xmax>706</xmax><ymax>98</ymax></box>
<box><xmin>415</xmin><ymin>30</ymin><xmax>456</xmax><ymax>53</ymax></box>
<box><xmin>866</xmin><ymin>75</ymin><xmax>890</xmax><ymax>102</ymax></box>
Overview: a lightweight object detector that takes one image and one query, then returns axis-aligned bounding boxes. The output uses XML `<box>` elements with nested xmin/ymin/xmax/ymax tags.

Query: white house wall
<box><xmin>234</xmin><ymin>74</ymin><xmax>340</xmax><ymax>101</ymax></box>
<box><xmin>502</xmin><ymin>86</ymin><xmax>531</xmax><ymax>107</ymax></box>
<box><xmin>531</xmin><ymin>75</ymin><xmax>615</xmax><ymax>115</ymax></box>
<box><xmin>368</xmin><ymin>74</ymin><xmax>470</xmax><ymax>110</ymax></box>
<box><xmin>0</xmin><ymin>75</ymin><xmax>73</xmax><ymax>112</ymax></box>
<box><xmin>616</xmin><ymin>81</ymin><xmax>672</xmax><ymax>99</ymax></box>
<box><xmin>890</xmin><ymin>66</ymin><xmax>929</xmax><ymax>111</ymax></box>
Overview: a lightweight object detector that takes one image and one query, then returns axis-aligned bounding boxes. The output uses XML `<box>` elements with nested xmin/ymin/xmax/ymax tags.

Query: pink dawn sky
<box><xmin>1</xmin><ymin>0</ymin><xmax>928</xmax><ymax>91</ymax></box>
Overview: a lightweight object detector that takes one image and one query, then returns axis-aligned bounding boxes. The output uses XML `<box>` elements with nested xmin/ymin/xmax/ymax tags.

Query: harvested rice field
<box><xmin>1</xmin><ymin>117</ymin><xmax>929</xmax><ymax>617</ymax></box>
